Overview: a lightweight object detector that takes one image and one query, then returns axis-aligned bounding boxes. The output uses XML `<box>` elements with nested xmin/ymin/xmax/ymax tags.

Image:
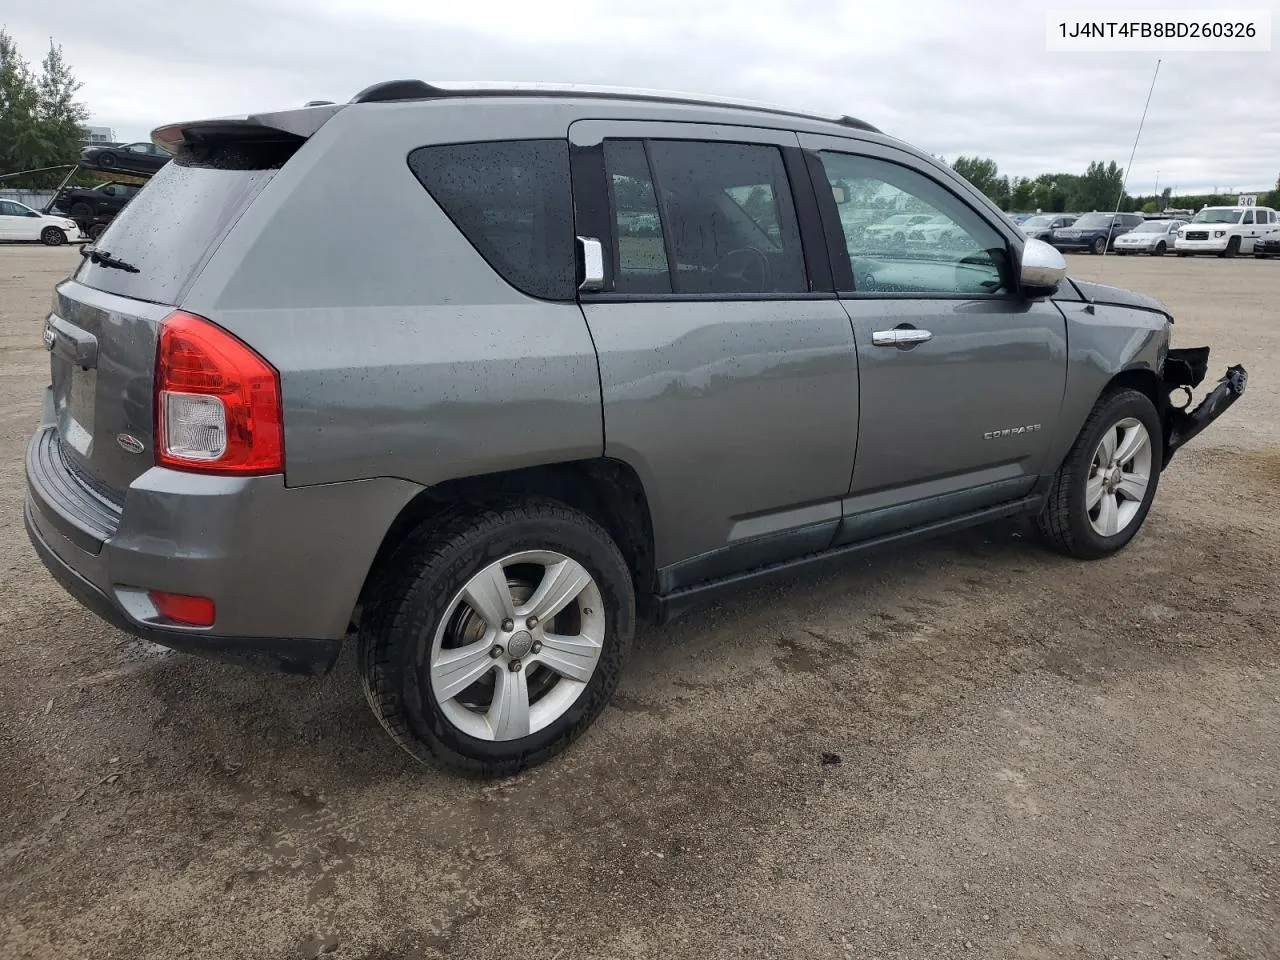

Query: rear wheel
<box><xmin>1153</xmin><ymin>241</ymin><xmax>1166</xmax><ymax>256</ymax></box>
<box><xmin>1036</xmin><ymin>388</ymin><xmax>1162</xmax><ymax>560</ymax></box>
<box><xmin>39</xmin><ymin>227</ymin><xmax>66</xmax><ymax>246</ymax></box>
<box><xmin>359</xmin><ymin>500</ymin><xmax>635</xmax><ymax>776</ymax></box>
<box><xmin>1091</xmin><ymin>236</ymin><xmax>1106</xmax><ymax>255</ymax></box>
<box><xmin>1220</xmin><ymin>236</ymin><xmax>1240</xmax><ymax>259</ymax></box>
<box><xmin>95</xmin><ymin>152</ymin><xmax>116</xmax><ymax>168</ymax></box>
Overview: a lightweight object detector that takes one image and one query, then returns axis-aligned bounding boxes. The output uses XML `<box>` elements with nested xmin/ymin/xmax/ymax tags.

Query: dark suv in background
<box><xmin>1050</xmin><ymin>211</ymin><xmax>1144</xmax><ymax>254</ymax></box>
<box><xmin>1020</xmin><ymin>213</ymin><xmax>1076</xmax><ymax>242</ymax></box>
<box><xmin>52</xmin><ymin>181</ymin><xmax>142</xmax><ymax>221</ymax></box>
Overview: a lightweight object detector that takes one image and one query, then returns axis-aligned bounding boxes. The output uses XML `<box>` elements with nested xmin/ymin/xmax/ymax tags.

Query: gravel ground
<box><xmin>0</xmin><ymin>246</ymin><xmax>1276</xmax><ymax>960</ymax></box>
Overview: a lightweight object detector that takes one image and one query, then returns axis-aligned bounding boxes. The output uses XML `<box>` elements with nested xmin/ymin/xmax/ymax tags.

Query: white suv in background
<box><xmin>1175</xmin><ymin>205</ymin><xmax>1279</xmax><ymax>258</ymax></box>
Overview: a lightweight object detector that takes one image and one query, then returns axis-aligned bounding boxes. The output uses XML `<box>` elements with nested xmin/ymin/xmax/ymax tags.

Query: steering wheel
<box><xmin>713</xmin><ymin>247</ymin><xmax>771</xmax><ymax>292</ymax></box>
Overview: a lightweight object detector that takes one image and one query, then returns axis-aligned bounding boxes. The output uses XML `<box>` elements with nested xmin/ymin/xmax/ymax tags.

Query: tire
<box><xmin>87</xmin><ymin>222</ymin><xmax>106</xmax><ymax>241</ymax></box>
<box><xmin>40</xmin><ymin>227</ymin><xmax>66</xmax><ymax>246</ymax></box>
<box><xmin>1153</xmin><ymin>242</ymin><xmax>1166</xmax><ymax>256</ymax></box>
<box><xmin>1220</xmin><ymin>236</ymin><xmax>1240</xmax><ymax>259</ymax></box>
<box><xmin>1091</xmin><ymin>236</ymin><xmax>1106</xmax><ymax>255</ymax></box>
<box><xmin>69</xmin><ymin>202</ymin><xmax>93</xmax><ymax>220</ymax></box>
<box><xmin>359</xmin><ymin>499</ymin><xmax>635</xmax><ymax>776</ymax></box>
<box><xmin>1036</xmin><ymin>388</ymin><xmax>1162</xmax><ymax>560</ymax></box>
<box><xmin>95</xmin><ymin>152</ymin><xmax>116</xmax><ymax>168</ymax></box>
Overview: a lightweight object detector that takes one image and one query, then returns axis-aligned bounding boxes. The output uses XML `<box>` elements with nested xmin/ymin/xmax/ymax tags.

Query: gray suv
<box><xmin>24</xmin><ymin>81</ymin><xmax>1247</xmax><ymax>775</ymax></box>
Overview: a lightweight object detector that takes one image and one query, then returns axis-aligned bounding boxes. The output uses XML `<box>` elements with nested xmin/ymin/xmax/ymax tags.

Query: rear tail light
<box><xmin>148</xmin><ymin>590</ymin><xmax>215</xmax><ymax>627</ymax></box>
<box><xmin>155</xmin><ymin>311</ymin><xmax>282</xmax><ymax>474</ymax></box>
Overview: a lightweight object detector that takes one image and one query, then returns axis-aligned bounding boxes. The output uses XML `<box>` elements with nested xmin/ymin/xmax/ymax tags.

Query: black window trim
<box><xmin>571</xmin><ymin>134</ymin><xmax>835</xmax><ymax>302</ymax></box>
<box><xmin>806</xmin><ymin>146</ymin><xmax>1025</xmax><ymax>301</ymax></box>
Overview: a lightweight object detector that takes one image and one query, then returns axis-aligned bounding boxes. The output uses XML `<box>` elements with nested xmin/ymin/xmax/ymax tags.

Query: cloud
<box><xmin>3</xmin><ymin>0</ymin><xmax>1275</xmax><ymax>193</ymax></box>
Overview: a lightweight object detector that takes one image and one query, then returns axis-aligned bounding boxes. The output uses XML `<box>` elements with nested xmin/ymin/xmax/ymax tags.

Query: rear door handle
<box><xmin>872</xmin><ymin>328</ymin><xmax>933</xmax><ymax>347</ymax></box>
<box><xmin>44</xmin><ymin>314</ymin><xmax>98</xmax><ymax>368</ymax></box>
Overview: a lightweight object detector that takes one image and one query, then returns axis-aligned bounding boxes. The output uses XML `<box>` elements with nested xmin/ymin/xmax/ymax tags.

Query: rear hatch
<box><xmin>46</xmin><ymin>108</ymin><xmax>338</xmax><ymax>499</ymax></box>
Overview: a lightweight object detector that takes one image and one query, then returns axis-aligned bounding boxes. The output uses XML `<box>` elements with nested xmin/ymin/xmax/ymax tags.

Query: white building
<box><xmin>81</xmin><ymin>125</ymin><xmax>117</xmax><ymax>145</ymax></box>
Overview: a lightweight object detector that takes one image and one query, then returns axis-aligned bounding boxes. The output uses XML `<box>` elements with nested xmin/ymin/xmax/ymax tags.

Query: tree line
<box><xmin>949</xmin><ymin>154</ymin><xmax>1280</xmax><ymax>215</ymax></box>
<box><xmin>0</xmin><ymin>29</ymin><xmax>92</xmax><ymax>188</ymax></box>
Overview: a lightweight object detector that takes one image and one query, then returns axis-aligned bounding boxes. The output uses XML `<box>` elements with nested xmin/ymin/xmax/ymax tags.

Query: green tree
<box><xmin>1262</xmin><ymin>174</ymin><xmax>1280</xmax><ymax>211</ymax></box>
<box><xmin>0</xmin><ymin>30</ymin><xmax>89</xmax><ymax>187</ymax></box>
<box><xmin>950</xmin><ymin>156</ymin><xmax>1003</xmax><ymax>202</ymax></box>
<box><xmin>1068</xmin><ymin>160</ymin><xmax>1125</xmax><ymax>212</ymax></box>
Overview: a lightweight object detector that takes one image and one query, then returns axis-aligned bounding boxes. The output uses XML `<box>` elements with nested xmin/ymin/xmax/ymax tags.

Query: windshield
<box><xmin>1133</xmin><ymin>221</ymin><xmax>1170</xmax><ymax>233</ymax></box>
<box><xmin>1022</xmin><ymin>216</ymin><xmax>1055</xmax><ymax>229</ymax></box>
<box><xmin>1072</xmin><ymin>214</ymin><xmax>1114</xmax><ymax>229</ymax></box>
<box><xmin>1191</xmin><ymin>209</ymin><xmax>1243</xmax><ymax>224</ymax></box>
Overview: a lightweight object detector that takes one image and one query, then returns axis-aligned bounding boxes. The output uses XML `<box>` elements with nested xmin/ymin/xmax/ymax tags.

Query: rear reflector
<box><xmin>155</xmin><ymin>311</ymin><xmax>282</xmax><ymax>474</ymax></box>
<box><xmin>148</xmin><ymin>590</ymin><xmax>215</xmax><ymax>626</ymax></box>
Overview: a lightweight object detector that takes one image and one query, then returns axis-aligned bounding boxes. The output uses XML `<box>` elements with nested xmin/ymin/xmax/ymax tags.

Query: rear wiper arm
<box><xmin>79</xmin><ymin>246</ymin><xmax>140</xmax><ymax>274</ymax></box>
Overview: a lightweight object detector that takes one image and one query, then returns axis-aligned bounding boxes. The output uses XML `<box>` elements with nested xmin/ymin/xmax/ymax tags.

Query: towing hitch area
<box><xmin>1162</xmin><ymin>346</ymin><xmax>1248</xmax><ymax>465</ymax></box>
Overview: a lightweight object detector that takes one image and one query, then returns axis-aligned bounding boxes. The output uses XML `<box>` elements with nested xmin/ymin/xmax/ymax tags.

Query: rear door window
<box><xmin>408</xmin><ymin>139</ymin><xmax>575</xmax><ymax>301</ymax></box>
<box><xmin>604</xmin><ymin>140</ymin><xmax>671</xmax><ymax>294</ymax></box>
<box><xmin>642</xmin><ymin>140</ymin><xmax>807</xmax><ymax>295</ymax></box>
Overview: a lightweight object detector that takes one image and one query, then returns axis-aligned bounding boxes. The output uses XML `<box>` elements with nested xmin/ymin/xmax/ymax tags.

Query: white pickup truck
<box><xmin>1175</xmin><ymin>204</ymin><xmax>1280</xmax><ymax>257</ymax></box>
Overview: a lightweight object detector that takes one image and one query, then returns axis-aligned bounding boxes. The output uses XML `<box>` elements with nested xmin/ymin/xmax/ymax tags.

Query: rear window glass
<box><xmin>407</xmin><ymin>139</ymin><xmax>575</xmax><ymax>301</ymax></box>
<box><xmin>74</xmin><ymin>143</ymin><xmax>293</xmax><ymax>304</ymax></box>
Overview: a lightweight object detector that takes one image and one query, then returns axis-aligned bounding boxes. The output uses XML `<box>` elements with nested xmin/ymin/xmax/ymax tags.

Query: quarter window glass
<box><xmin>818</xmin><ymin>151</ymin><xmax>1010</xmax><ymax>295</ymax></box>
<box><xmin>645</xmin><ymin>140</ymin><xmax>807</xmax><ymax>294</ymax></box>
<box><xmin>604</xmin><ymin>140</ymin><xmax>671</xmax><ymax>294</ymax></box>
<box><xmin>408</xmin><ymin>139</ymin><xmax>575</xmax><ymax>301</ymax></box>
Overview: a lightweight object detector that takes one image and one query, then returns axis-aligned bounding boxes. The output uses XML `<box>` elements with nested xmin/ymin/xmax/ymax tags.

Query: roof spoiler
<box><xmin>151</xmin><ymin>103</ymin><xmax>346</xmax><ymax>154</ymax></box>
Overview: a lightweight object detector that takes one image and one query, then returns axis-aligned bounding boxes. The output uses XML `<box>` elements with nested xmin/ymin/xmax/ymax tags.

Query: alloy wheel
<box><xmin>428</xmin><ymin>551</ymin><xmax>604</xmax><ymax>741</ymax></box>
<box><xmin>1086</xmin><ymin>417</ymin><xmax>1152</xmax><ymax>537</ymax></box>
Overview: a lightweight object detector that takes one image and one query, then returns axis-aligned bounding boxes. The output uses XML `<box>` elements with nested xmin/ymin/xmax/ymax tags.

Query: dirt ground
<box><xmin>0</xmin><ymin>245</ymin><xmax>1276</xmax><ymax>960</ymax></box>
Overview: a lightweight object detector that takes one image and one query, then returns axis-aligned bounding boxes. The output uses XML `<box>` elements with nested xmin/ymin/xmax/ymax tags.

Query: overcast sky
<box><xmin>3</xmin><ymin>0</ymin><xmax>1277</xmax><ymax>194</ymax></box>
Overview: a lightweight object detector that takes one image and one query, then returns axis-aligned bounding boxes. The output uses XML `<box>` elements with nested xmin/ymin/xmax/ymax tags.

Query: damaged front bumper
<box><xmin>1161</xmin><ymin>347</ymin><xmax>1248</xmax><ymax>465</ymax></box>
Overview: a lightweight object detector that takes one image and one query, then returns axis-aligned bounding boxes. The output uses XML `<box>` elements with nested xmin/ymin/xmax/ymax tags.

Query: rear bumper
<box><xmin>24</xmin><ymin>497</ymin><xmax>340</xmax><ymax>675</ymax></box>
<box><xmin>24</xmin><ymin>408</ymin><xmax>421</xmax><ymax>675</ymax></box>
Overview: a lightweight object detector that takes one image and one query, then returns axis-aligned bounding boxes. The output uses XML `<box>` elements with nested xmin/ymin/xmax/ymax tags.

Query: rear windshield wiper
<box><xmin>79</xmin><ymin>246</ymin><xmax>140</xmax><ymax>274</ymax></box>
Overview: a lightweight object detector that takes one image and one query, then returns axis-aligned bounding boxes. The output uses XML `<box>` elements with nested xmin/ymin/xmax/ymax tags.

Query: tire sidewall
<box><xmin>40</xmin><ymin>227</ymin><xmax>66</xmax><ymax>246</ymax></box>
<box><xmin>388</xmin><ymin>510</ymin><xmax>634</xmax><ymax>773</ymax></box>
<box><xmin>1066</xmin><ymin>392</ymin><xmax>1163</xmax><ymax>557</ymax></box>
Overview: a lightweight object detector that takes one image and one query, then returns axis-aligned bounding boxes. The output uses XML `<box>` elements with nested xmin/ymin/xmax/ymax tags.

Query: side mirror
<box><xmin>1019</xmin><ymin>237</ymin><xmax>1066</xmax><ymax>293</ymax></box>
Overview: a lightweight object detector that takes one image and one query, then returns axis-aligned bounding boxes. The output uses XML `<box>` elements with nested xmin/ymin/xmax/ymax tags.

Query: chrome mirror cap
<box><xmin>1020</xmin><ymin>237</ymin><xmax>1067</xmax><ymax>291</ymax></box>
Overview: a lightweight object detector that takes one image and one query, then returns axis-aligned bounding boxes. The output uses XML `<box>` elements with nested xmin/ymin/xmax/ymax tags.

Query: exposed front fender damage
<box><xmin>1160</xmin><ymin>347</ymin><xmax>1248</xmax><ymax>465</ymax></box>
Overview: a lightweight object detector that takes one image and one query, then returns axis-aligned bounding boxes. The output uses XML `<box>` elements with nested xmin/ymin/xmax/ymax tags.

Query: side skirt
<box><xmin>652</xmin><ymin>494</ymin><xmax>1045</xmax><ymax>624</ymax></box>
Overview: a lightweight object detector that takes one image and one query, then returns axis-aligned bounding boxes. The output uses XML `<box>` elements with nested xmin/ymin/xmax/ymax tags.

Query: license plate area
<box><xmin>52</xmin><ymin>361</ymin><xmax>97</xmax><ymax>458</ymax></box>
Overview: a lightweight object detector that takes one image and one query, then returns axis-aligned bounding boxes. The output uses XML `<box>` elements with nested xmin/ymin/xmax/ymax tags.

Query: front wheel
<box><xmin>1220</xmin><ymin>236</ymin><xmax>1240</xmax><ymax>259</ymax></box>
<box><xmin>1153</xmin><ymin>241</ymin><xmax>1166</xmax><ymax>256</ymax></box>
<box><xmin>1036</xmin><ymin>388</ymin><xmax>1162</xmax><ymax>560</ymax></box>
<box><xmin>359</xmin><ymin>499</ymin><xmax>635</xmax><ymax>776</ymax></box>
<box><xmin>40</xmin><ymin>227</ymin><xmax>67</xmax><ymax>246</ymax></box>
<box><xmin>1091</xmin><ymin>237</ymin><xmax>1107</xmax><ymax>255</ymax></box>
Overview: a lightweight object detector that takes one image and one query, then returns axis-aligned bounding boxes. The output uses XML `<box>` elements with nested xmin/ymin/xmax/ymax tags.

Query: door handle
<box><xmin>872</xmin><ymin>328</ymin><xmax>933</xmax><ymax>347</ymax></box>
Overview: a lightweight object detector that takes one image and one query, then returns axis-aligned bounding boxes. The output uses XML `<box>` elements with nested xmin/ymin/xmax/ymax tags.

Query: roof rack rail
<box><xmin>348</xmin><ymin>80</ymin><xmax>880</xmax><ymax>134</ymax></box>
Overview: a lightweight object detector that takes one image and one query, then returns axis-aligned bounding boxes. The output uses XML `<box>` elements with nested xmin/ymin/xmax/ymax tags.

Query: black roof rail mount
<box><xmin>347</xmin><ymin>79</ymin><xmax>880</xmax><ymax>134</ymax></box>
<box><xmin>351</xmin><ymin>80</ymin><xmax>442</xmax><ymax>103</ymax></box>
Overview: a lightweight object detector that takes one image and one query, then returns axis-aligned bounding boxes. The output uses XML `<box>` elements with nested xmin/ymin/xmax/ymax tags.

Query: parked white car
<box><xmin>0</xmin><ymin>199</ymin><xmax>82</xmax><ymax>245</ymax></box>
<box><xmin>1175</xmin><ymin>205</ymin><xmax>1279</xmax><ymax>257</ymax></box>
<box><xmin>1112</xmin><ymin>218</ymin><xmax>1187</xmax><ymax>256</ymax></box>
